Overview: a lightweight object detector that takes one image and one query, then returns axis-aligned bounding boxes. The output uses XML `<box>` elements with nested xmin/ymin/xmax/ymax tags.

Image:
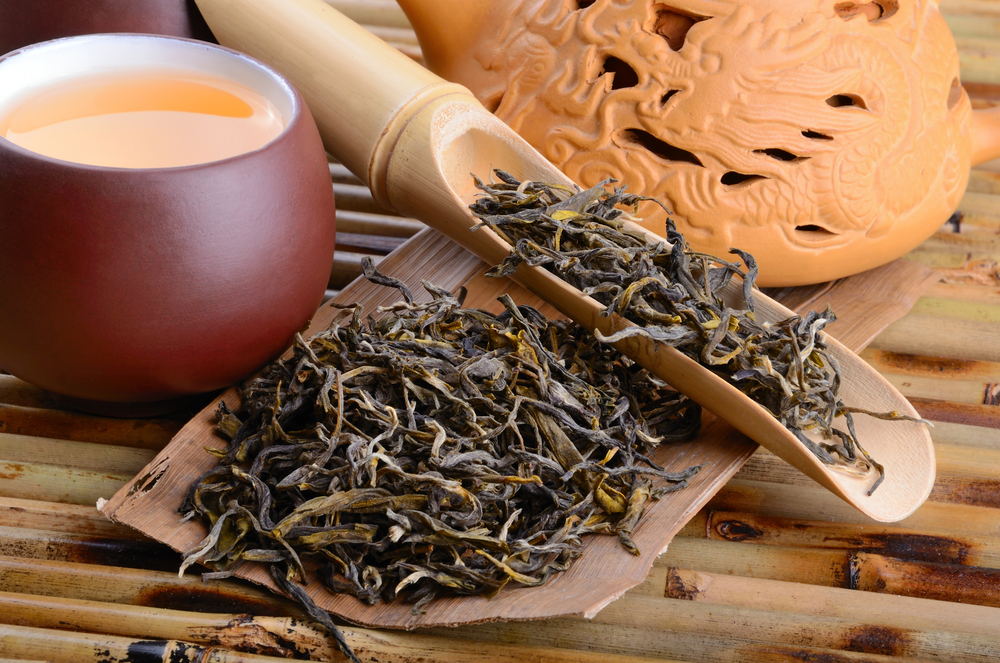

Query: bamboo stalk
<box><xmin>926</xmin><ymin>474</ymin><xmax>1000</xmax><ymax>509</ymax></box>
<box><xmin>935</xmin><ymin>443</ymin><xmax>1000</xmax><ymax>478</ymax></box>
<box><xmin>907</xmin><ymin>248</ymin><xmax>992</xmax><ymax>270</ymax></box>
<box><xmin>908</xmin><ymin>397</ymin><xmax>1000</xmax><ymax>430</ymax></box>
<box><xmin>0</xmin><ymin>460</ymin><xmax>130</xmax><ymax>507</ymax></box>
<box><xmin>591</xmin><ymin>591</ymin><xmax>999</xmax><ymax>662</ymax></box>
<box><xmin>0</xmin><ymin>624</ymin><xmax>304</xmax><ymax>663</ymax></box>
<box><xmin>355</xmin><ymin>24</ymin><xmax>418</xmax><ymax>47</ymax></box>
<box><xmin>958</xmin><ymin>190</ymin><xmax>1000</xmax><ymax>225</ymax></box>
<box><xmin>871</xmin><ymin>375</ymin><xmax>1000</xmax><ymax>411</ymax></box>
<box><xmin>908</xmin><ymin>231</ymin><xmax>1000</xmax><ymax>261</ymax></box>
<box><xmin>923</xmin><ymin>281</ymin><xmax>1000</xmax><ymax>307</ymax></box>
<box><xmin>328</xmin><ymin>162</ymin><xmax>363</xmax><ymax>185</ymax></box>
<box><xmin>859</xmin><ymin>349</ymin><xmax>1000</xmax><ymax>382</ymax></box>
<box><xmin>853</xmin><ymin>552</ymin><xmax>1000</xmax><ymax>608</ymax></box>
<box><xmin>331</xmin><ymin>182</ymin><xmax>400</xmax><ymax>216</ymax></box>
<box><xmin>945</xmin><ymin>14</ymin><xmax>1000</xmax><ymax>40</ymax></box>
<box><xmin>927</xmin><ymin>420</ymin><xmax>1000</xmax><ymax>451</ymax></box>
<box><xmin>333</xmin><ymin>210</ymin><xmax>423</xmax><ymax>238</ymax></box>
<box><xmin>420</xmin><ymin>613</ymin><xmax>940</xmax><ymax>663</ymax></box>
<box><xmin>0</xmin><ymin>556</ymin><xmax>300</xmax><ymax>617</ymax></box>
<box><xmin>732</xmin><ymin>445</ymin><xmax>1000</xmax><ymax>506</ymax></box>
<box><xmin>867</xmin><ymin>314</ymin><xmax>1000</xmax><ymax>363</ymax></box>
<box><xmin>0</xmin><ymin>592</ymin><xmax>338</xmax><ymax>660</ymax></box>
<box><xmin>706</xmin><ymin>480</ymin><xmax>1000</xmax><ymax>538</ymax></box>
<box><xmin>346</xmin><ymin>627</ymin><xmax>680</xmax><ymax>663</ymax></box>
<box><xmin>661</xmin><ymin>567</ymin><xmax>1000</xmax><ymax>637</ymax></box>
<box><xmin>652</xmin><ymin>536</ymin><xmax>853</xmax><ymax>588</ymax></box>
<box><xmin>324</xmin><ymin>0</ymin><xmax>413</xmax><ymax>29</ymax></box>
<box><xmin>0</xmin><ymin>404</ymin><xmax>179</xmax><ymax>451</ymax></box>
<box><xmin>0</xmin><ymin>526</ymin><xmax>179</xmax><ymax>572</ymax></box>
<box><xmin>965</xmin><ymin>170</ymin><xmax>1000</xmax><ymax>195</ymax></box>
<box><xmin>0</xmin><ymin>433</ymin><xmax>156</xmax><ymax>476</ymax></box>
<box><xmin>698</xmin><ymin>510</ymin><xmax>1000</xmax><ymax>568</ymax></box>
<box><xmin>909</xmin><ymin>296</ymin><xmax>1000</xmax><ymax>323</ymax></box>
<box><xmin>333</xmin><ymin>231</ymin><xmax>407</xmax><ymax>255</ymax></box>
<box><xmin>957</xmin><ymin>35</ymin><xmax>1000</xmax><ymax>57</ymax></box>
<box><xmin>0</xmin><ymin>593</ymin><xmax>672</xmax><ymax>663</ymax></box>
<box><xmin>940</xmin><ymin>0</ymin><xmax>1000</xmax><ymax>18</ymax></box>
<box><xmin>0</xmin><ymin>497</ymin><xmax>142</xmax><ymax>540</ymax></box>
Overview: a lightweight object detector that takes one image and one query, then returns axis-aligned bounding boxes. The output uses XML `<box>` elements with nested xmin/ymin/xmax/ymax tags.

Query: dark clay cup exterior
<box><xmin>0</xmin><ymin>36</ymin><xmax>336</xmax><ymax>407</ymax></box>
<box><xmin>0</xmin><ymin>0</ymin><xmax>214</xmax><ymax>55</ymax></box>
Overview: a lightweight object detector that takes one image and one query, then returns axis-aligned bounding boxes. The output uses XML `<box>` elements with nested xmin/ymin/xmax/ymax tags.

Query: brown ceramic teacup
<box><xmin>0</xmin><ymin>0</ymin><xmax>214</xmax><ymax>55</ymax></box>
<box><xmin>0</xmin><ymin>34</ymin><xmax>336</xmax><ymax>414</ymax></box>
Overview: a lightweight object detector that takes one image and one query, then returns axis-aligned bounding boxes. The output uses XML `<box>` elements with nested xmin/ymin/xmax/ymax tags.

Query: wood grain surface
<box><xmin>2</xmin><ymin>0</ymin><xmax>999</xmax><ymax>661</ymax></box>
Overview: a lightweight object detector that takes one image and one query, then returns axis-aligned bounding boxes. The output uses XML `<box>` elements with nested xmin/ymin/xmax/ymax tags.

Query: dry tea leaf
<box><xmin>180</xmin><ymin>267</ymin><xmax>701</xmax><ymax>642</ymax></box>
<box><xmin>471</xmin><ymin>170</ymin><xmax>925</xmax><ymax>494</ymax></box>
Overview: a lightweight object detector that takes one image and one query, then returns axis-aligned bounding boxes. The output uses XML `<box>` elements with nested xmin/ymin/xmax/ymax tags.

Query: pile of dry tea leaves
<box><xmin>179</xmin><ymin>263</ymin><xmax>701</xmax><ymax>632</ymax></box>
<box><xmin>471</xmin><ymin>170</ymin><xmax>914</xmax><ymax>495</ymax></box>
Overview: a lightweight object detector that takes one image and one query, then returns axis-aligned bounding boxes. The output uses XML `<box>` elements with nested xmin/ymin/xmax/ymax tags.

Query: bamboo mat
<box><xmin>2</xmin><ymin>0</ymin><xmax>1000</xmax><ymax>661</ymax></box>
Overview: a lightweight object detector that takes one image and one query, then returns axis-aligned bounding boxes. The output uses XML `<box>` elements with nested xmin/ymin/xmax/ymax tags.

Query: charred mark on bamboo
<box><xmin>743</xmin><ymin>644</ymin><xmax>889</xmax><ymax>663</ymax></box>
<box><xmin>136</xmin><ymin>586</ymin><xmax>297</xmax><ymax>618</ymax></box>
<box><xmin>868</xmin><ymin>350</ymin><xmax>979</xmax><ymax>376</ymax></box>
<box><xmin>708</xmin><ymin>512</ymin><xmax>972</xmax><ymax>565</ymax></box>
<box><xmin>833</xmin><ymin>533</ymin><xmax>968</xmax><ymax>565</ymax></box>
<box><xmin>842</xmin><ymin>625</ymin><xmax>913</xmax><ymax>657</ymax></box>
<box><xmin>713</xmin><ymin>518</ymin><xmax>764</xmax><ymax>541</ymax></box>
<box><xmin>663</xmin><ymin>568</ymin><xmax>704</xmax><ymax>600</ymax></box>
<box><xmin>852</xmin><ymin>553</ymin><xmax>1000</xmax><ymax>607</ymax></box>
<box><xmin>122</xmin><ymin>640</ymin><xmax>173</xmax><ymax>663</ymax></box>
<box><xmin>46</xmin><ymin>535</ymin><xmax>181</xmax><ymax>572</ymax></box>
<box><xmin>932</xmin><ymin>477</ymin><xmax>1000</xmax><ymax>509</ymax></box>
<box><xmin>984</xmin><ymin>383</ymin><xmax>1000</xmax><ymax>406</ymax></box>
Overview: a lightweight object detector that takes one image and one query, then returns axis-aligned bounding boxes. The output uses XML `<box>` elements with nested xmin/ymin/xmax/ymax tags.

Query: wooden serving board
<box><xmin>99</xmin><ymin>226</ymin><xmax>935</xmax><ymax>629</ymax></box>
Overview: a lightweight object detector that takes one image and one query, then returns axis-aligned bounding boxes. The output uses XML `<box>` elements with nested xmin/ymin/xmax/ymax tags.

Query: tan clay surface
<box><xmin>399</xmin><ymin>0</ymin><xmax>999</xmax><ymax>286</ymax></box>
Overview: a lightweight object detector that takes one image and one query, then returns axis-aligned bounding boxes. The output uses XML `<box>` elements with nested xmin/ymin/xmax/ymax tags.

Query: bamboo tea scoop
<box><xmin>194</xmin><ymin>0</ymin><xmax>935</xmax><ymax>522</ymax></box>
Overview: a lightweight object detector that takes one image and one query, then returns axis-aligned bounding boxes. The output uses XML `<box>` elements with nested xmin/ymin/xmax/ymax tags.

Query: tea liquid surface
<box><xmin>0</xmin><ymin>69</ymin><xmax>285</xmax><ymax>168</ymax></box>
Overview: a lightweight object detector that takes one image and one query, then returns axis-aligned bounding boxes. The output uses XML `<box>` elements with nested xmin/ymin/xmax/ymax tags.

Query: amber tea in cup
<box><xmin>0</xmin><ymin>35</ymin><xmax>336</xmax><ymax>414</ymax></box>
<box><xmin>1</xmin><ymin>68</ymin><xmax>285</xmax><ymax>168</ymax></box>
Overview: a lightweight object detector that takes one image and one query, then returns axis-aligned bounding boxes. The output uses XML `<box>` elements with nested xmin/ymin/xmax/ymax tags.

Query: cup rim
<box><xmin>0</xmin><ymin>32</ymin><xmax>304</xmax><ymax>172</ymax></box>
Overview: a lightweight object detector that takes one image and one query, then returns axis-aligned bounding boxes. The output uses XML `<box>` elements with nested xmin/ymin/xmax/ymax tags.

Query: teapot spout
<box><xmin>396</xmin><ymin>0</ymin><xmax>492</xmax><ymax>82</ymax></box>
<box><xmin>972</xmin><ymin>105</ymin><xmax>1000</xmax><ymax>166</ymax></box>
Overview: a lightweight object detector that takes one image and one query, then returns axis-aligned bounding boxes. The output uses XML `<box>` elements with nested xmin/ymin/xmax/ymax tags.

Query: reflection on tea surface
<box><xmin>0</xmin><ymin>69</ymin><xmax>285</xmax><ymax>168</ymax></box>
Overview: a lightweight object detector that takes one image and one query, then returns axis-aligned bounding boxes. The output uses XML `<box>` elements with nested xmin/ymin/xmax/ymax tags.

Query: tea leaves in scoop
<box><xmin>470</xmin><ymin>170</ymin><xmax>924</xmax><ymax>495</ymax></box>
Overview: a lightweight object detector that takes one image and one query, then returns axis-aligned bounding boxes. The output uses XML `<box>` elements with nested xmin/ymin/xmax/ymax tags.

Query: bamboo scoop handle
<box><xmin>972</xmin><ymin>105</ymin><xmax>1000</xmax><ymax>166</ymax></box>
<box><xmin>195</xmin><ymin>0</ymin><xmax>473</xmax><ymax>206</ymax></box>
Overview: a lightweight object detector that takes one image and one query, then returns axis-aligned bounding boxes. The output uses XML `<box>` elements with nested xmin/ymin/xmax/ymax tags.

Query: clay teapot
<box><xmin>398</xmin><ymin>0</ymin><xmax>1000</xmax><ymax>286</ymax></box>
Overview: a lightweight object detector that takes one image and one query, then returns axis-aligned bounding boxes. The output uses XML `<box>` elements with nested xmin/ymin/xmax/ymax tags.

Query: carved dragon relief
<box><xmin>399</xmin><ymin>0</ymin><xmax>988</xmax><ymax>285</ymax></box>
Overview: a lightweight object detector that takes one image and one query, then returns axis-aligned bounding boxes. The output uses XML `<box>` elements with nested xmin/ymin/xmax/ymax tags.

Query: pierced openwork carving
<box><xmin>409</xmin><ymin>0</ymin><xmax>977</xmax><ymax>285</ymax></box>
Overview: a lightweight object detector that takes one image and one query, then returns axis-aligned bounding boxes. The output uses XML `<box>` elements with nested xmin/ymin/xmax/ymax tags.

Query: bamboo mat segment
<box><xmin>2</xmin><ymin>1</ymin><xmax>1000</xmax><ymax>661</ymax></box>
